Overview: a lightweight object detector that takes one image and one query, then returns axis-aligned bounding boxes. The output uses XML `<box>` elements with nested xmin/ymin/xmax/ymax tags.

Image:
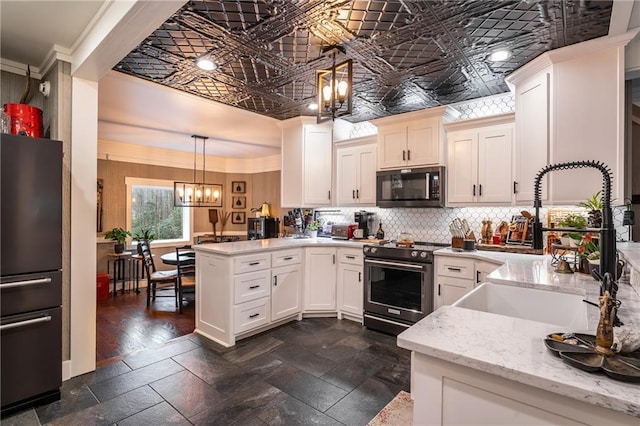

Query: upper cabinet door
<box><xmin>356</xmin><ymin>145</ymin><xmax>376</xmax><ymax>204</ymax></box>
<box><xmin>336</xmin><ymin>146</ymin><xmax>358</xmax><ymax>205</ymax></box>
<box><xmin>477</xmin><ymin>128</ymin><xmax>513</xmax><ymax>203</ymax></box>
<box><xmin>303</xmin><ymin>125</ymin><xmax>332</xmax><ymax>205</ymax></box>
<box><xmin>407</xmin><ymin>120</ymin><xmax>438</xmax><ymax>166</ymax></box>
<box><xmin>447</xmin><ymin>132</ymin><xmax>477</xmax><ymax>204</ymax></box>
<box><xmin>378</xmin><ymin>125</ymin><xmax>407</xmax><ymax>169</ymax></box>
<box><xmin>514</xmin><ymin>73</ymin><xmax>549</xmax><ymax>203</ymax></box>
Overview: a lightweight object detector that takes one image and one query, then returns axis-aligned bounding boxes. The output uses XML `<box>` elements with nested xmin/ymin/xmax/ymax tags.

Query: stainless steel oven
<box><xmin>363</xmin><ymin>243</ymin><xmax>446</xmax><ymax>335</ymax></box>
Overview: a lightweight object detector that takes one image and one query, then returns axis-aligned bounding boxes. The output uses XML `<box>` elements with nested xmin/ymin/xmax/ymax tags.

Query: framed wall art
<box><xmin>232</xmin><ymin>211</ymin><xmax>246</xmax><ymax>224</ymax></box>
<box><xmin>232</xmin><ymin>196</ymin><xmax>246</xmax><ymax>209</ymax></box>
<box><xmin>232</xmin><ymin>181</ymin><xmax>246</xmax><ymax>193</ymax></box>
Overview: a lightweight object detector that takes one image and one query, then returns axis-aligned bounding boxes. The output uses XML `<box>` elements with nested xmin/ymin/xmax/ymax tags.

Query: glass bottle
<box><xmin>375</xmin><ymin>221</ymin><xmax>385</xmax><ymax>239</ymax></box>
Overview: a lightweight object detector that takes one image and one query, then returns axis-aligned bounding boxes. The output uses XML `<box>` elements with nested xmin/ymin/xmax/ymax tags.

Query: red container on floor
<box><xmin>96</xmin><ymin>273</ymin><xmax>110</xmax><ymax>301</ymax></box>
<box><xmin>3</xmin><ymin>103</ymin><xmax>43</xmax><ymax>137</ymax></box>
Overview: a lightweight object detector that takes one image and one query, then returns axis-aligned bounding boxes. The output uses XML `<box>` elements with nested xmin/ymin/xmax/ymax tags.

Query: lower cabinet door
<box><xmin>337</xmin><ymin>262</ymin><xmax>363</xmax><ymax>317</ymax></box>
<box><xmin>436</xmin><ymin>277</ymin><xmax>474</xmax><ymax>309</ymax></box>
<box><xmin>233</xmin><ymin>298</ymin><xmax>270</xmax><ymax>334</ymax></box>
<box><xmin>271</xmin><ymin>264</ymin><xmax>301</xmax><ymax>321</ymax></box>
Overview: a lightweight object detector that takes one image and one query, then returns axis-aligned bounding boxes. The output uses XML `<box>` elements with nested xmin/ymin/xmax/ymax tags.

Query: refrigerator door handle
<box><xmin>0</xmin><ymin>315</ymin><xmax>52</xmax><ymax>331</ymax></box>
<box><xmin>0</xmin><ymin>277</ymin><xmax>52</xmax><ymax>289</ymax></box>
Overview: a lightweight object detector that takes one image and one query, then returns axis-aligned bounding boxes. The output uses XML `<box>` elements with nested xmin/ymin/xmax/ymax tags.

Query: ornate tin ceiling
<box><xmin>115</xmin><ymin>0</ymin><xmax>612</xmax><ymax>122</ymax></box>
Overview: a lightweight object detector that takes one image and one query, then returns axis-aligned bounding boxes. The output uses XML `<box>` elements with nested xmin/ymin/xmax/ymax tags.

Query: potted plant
<box><xmin>577</xmin><ymin>191</ymin><xmax>603</xmax><ymax>228</ymax></box>
<box><xmin>559</xmin><ymin>214</ymin><xmax>587</xmax><ymax>246</ymax></box>
<box><xmin>104</xmin><ymin>227</ymin><xmax>131</xmax><ymax>254</ymax></box>
<box><xmin>132</xmin><ymin>228</ymin><xmax>157</xmax><ymax>254</ymax></box>
<box><xmin>306</xmin><ymin>220</ymin><xmax>320</xmax><ymax>238</ymax></box>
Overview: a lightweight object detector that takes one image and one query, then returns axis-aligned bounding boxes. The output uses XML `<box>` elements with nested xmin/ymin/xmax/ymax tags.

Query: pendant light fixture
<box><xmin>174</xmin><ymin>135</ymin><xmax>223</xmax><ymax>207</ymax></box>
<box><xmin>316</xmin><ymin>46</ymin><xmax>352</xmax><ymax>123</ymax></box>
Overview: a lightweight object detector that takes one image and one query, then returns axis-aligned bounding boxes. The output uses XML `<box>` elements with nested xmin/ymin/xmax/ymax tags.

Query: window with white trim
<box><xmin>125</xmin><ymin>177</ymin><xmax>191</xmax><ymax>245</ymax></box>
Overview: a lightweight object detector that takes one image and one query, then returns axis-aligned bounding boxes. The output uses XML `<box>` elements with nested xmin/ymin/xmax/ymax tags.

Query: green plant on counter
<box><xmin>307</xmin><ymin>220</ymin><xmax>320</xmax><ymax>231</ymax></box>
<box><xmin>104</xmin><ymin>227</ymin><xmax>131</xmax><ymax>244</ymax></box>
<box><xmin>577</xmin><ymin>191</ymin><xmax>604</xmax><ymax>228</ymax></box>
<box><xmin>559</xmin><ymin>214</ymin><xmax>587</xmax><ymax>241</ymax></box>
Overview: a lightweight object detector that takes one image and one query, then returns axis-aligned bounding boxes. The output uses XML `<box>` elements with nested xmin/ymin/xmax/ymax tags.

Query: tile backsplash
<box><xmin>315</xmin><ymin>205</ymin><xmax>630</xmax><ymax>244</ymax></box>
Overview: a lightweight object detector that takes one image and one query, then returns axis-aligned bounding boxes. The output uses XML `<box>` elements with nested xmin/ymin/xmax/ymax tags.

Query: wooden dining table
<box><xmin>160</xmin><ymin>251</ymin><xmax>196</xmax><ymax>266</ymax></box>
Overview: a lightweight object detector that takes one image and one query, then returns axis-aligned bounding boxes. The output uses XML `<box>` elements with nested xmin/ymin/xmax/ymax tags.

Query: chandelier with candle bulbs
<box><xmin>174</xmin><ymin>135</ymin><xmax>223</xmax><ymax>207</ymax></box>
<box><xmin>316</xmin><ymin>46</ymin><xmax>352</xmax><ymax>122</ymax></box>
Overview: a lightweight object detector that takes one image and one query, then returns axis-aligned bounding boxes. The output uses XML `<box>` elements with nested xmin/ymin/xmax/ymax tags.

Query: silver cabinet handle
<box><xmin>0</xmin><ymin>315</ymin><xmax>51</xmax><ymax>331</ymax></box>
<box><xmin>366</xmin><ymin>259</ymin><xmax>424</xmax><ymax>270</ymax></box>
<box><xmin>0</xmin><ymin>277</ymin><xmax>51</xmax><ymax>289</ymax></box>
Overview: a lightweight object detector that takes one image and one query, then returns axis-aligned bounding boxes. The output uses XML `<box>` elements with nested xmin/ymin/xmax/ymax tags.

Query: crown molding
<box><xmin>506</xmin><ymin>29</ymin><xmax>640</xmax><ymax>86</ymax></box>
<box><xmin>444</xmin><ymin>113</ymin><xmax>515</xmax><ymax>133</ymax></box>
<box><xmin>0</xmin><ymin>58</ymin><xmax>42</xmax><ymax>79</ymax></box>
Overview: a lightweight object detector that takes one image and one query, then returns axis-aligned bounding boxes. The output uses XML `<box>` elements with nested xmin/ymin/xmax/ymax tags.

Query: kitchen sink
<box><xmin>452</xmin><ymin>283</ymin><xmax>589</xmax><ymax>330</ymax></box>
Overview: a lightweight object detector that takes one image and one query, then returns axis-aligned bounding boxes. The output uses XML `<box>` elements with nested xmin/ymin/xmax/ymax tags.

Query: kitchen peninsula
<box><xmin>399</xmin><ymin>246</ymin><xmax>640</xmax><ymax>424</ymax></box>
<box><xmin>192</xmin><ymin>238</ymin><xmax>367</xmax><ymax>347</ymax></box>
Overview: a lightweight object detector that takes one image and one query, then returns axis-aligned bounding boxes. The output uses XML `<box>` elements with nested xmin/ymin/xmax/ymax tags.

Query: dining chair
<box><xmin>140</xmin><ymin>241</ymin><xmax>179</xmax><ymax>310</ymax></box>
<box><xmin>175</xmin><ymin>244</ymin><xmax>196</xmax><ymax>313</ymax></box>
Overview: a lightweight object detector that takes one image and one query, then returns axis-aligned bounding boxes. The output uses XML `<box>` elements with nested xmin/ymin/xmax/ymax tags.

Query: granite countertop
<box><xmin>401</xmin><ymin>244</ymin><xmax>640</xmax><ymax>418</ymax></box>
<box><xmin>192</xmin><ymin>237</ymin><xmax>370</xmax><ymax>256</ymax></box>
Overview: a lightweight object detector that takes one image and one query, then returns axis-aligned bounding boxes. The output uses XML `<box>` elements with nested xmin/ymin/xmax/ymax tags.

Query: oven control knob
<box><xmin>363</xmin><ymin>247</ymin><xmax>369</xmax><ymax>253</ymax></box>
<box><xmin>420</xmin><ymin>252</ymin><xmax>428</xmax><ymax>258</ymax></box>
<box><xmin>411</xmin><ymin>250</ymin><xmax>418</xmax><ymax>257</ymax></box>
<box><xmin>370</xmin><ymin>247</ymin><xmax>377</xmax><ymax>254</ymax></box>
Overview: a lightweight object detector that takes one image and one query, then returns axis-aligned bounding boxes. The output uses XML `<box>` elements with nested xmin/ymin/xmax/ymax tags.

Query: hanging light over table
<box><xmin>174</xmin><ymin>135</ymin><xmax>223</xmax><ymax>207</ymax></box>
<box><xmin>316</xmin><ymin>46</ymin><xmax>352</xmax><ymax>122</ymax></box>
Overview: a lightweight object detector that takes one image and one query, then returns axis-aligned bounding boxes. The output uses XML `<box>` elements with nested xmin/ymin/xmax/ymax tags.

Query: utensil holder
<box><xmin>451</xmin><ymin>237</ymin><xmax>464</xmax><ymax>250</ymax></box>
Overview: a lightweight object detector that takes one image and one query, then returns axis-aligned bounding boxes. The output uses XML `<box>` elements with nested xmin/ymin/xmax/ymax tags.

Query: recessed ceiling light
<box><xmin>489</xmin><ymin>50</ymin><xmax>511</xmax><ymax>62</ymax></box>
<box><xmin>308</xmin><ymin>103</ymin><xmax>318</xmax><ymax>110</ymax></box>
<box><xmin>197</xmin><ymin>58</ymin><xmax>216</xmax><ymax>71</ymax></box>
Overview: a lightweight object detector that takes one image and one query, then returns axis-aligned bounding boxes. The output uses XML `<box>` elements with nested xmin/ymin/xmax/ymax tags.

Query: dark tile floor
<box><xmin>3</xmin><ymin>318</ymin><xmax>410</xmax><ymax>425</ymax></box>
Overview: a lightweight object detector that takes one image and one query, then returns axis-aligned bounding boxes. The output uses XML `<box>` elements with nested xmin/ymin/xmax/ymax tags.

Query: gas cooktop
<box><xmin>363</xmin><ymin>241</ymin><xmax>449</xmax><ymax>262</ymax></box>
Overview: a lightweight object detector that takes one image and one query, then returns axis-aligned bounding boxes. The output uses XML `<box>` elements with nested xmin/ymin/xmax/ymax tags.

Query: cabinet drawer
<box><xmin>233</xmin><ymin>298</ymin><xmax>270</xmax><ymax>334</ymax></box>
<box><xmin>337</xmin><ymin>249</ymin><xmax>363</xmax><ymax>265</ymax></box>
<box><xmin>436</xmin><ymin>257</ymin><xmax>475</xmax><ymax>279</ymax></box>
<box><xmin>234</xmin><ymin>270</ymin><xmax>270</xmax><ymax>304</ymax></box>
<box><xmin>233</xmin><ymin>254</ymin><xmax>270</xmax><ymax>274</ymax></box>
<box><xmin>272</xmin><ymin>249</ymin><xmax>301</xmax><ymax>267</ymax></box>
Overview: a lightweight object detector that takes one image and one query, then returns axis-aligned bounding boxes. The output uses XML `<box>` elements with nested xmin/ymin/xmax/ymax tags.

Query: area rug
<box><xmin>367</xmin><ymin>390</ymin><xmax>413</xmax><ymax>426</ymax></box>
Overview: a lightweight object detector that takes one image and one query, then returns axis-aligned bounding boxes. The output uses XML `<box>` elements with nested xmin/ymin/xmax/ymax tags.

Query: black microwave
<box><xmin>376</xmin><ymin>166</ymin><xmax>445</xmax><ymax>208</ymax></box>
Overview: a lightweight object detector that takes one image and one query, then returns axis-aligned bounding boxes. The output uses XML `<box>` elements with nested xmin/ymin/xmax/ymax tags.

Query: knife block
<box><xmin>451</xmin><ymin>237</ymin><xmax>464</xmax><ymax>250</ymax></box>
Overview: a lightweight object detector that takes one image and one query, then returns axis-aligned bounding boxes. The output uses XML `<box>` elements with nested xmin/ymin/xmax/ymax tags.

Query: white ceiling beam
<box><xmin>72</xmin><ymin>0</ymin><xmax>184</xmax><ymax>81</ymax></box>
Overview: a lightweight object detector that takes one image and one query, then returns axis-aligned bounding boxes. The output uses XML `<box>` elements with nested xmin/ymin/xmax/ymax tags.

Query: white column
<box><xmin>69</xmin><ymin>76</ymin><xmax>98</xmax><ymax>377</ymax></box>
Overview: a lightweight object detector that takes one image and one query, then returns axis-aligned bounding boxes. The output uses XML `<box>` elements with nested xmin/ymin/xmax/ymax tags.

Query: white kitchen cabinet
<box><xmin>195</xmin><ymin>249</ymin><xmax>303</xmax><ymax>347</ymax></box>
<box><xmin>513</xmin><ymin>73</ymin><xmax>549</xmax><ymax>203</ymax></box>
<box><xmin>446</xmin><ymin>114</ymin><xmax>514</xmax><ymax>205</ymax></box>
<box><xmin>336</xmin><ymin>137</ymin><xmax>376</xmax><ymax>206</ymax></box>
<box><xmin>434</xmin><ymin>255</ymin><xmax>500</xmax><ymax>309</ymax></box>
<box><xmin>336</xmin><ymin>248</ymin><xmax>363</xmax><ymax>321</ymax></box>
<box><xmin>280</xmin><ymin>117</ymin><xmax>333</xmax><ymax>207</ymax></box>
<box><xmin>271</xmin><ymin>250</ymin><xmax>302</xmax><ymax>321</ymax></box>
<box><xmin>271</xmin><ymin>264</ymin><xmax>301</xmax><ymax>321</ymax></box>
<box><xmin>505</xmin><ymin>33</ymin><xmax>636</xmax><ymax>205</ymax></box>
<box><xmin>371</xmin><ymin>106</ymin><xmax>457</xmax><ymax>170</ymax></box>
<box><xmin>475</xmin><ymin>260</ymin><xmax>500</xmax><ymax>285</ymax></box>
<box><xmin>304</xmin><ymin>247</ymin><xmax>337</xmax><ymax>312</ymax></box>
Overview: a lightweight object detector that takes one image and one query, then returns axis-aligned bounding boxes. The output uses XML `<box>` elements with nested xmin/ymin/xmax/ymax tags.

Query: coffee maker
<box><xmin>354</xmin><ymin>211</ymin><xmax>375</xmax><ymax>238</ymax></box>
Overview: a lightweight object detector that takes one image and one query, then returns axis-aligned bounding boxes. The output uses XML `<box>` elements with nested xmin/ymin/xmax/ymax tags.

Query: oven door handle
<box><xmin>365</xmin><ymin>259</ymin><xmax>425</xmax><ymax>270</ymax></box>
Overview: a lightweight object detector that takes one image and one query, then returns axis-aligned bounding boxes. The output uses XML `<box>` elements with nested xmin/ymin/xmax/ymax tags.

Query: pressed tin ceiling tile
<box><xmin>115</xmin><ymin>0</ymin><xmax>612</xmax><ymax>122</ymax></box>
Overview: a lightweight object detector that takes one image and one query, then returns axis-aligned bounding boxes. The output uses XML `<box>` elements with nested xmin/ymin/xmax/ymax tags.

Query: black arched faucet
<box><xmin>531</xmin><ymin>161</ymin><xmax>617</xmax><ymax>299</ymax></box>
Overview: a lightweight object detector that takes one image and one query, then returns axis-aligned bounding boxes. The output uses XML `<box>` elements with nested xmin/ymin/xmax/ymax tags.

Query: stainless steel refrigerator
<box><xmin>1</xmin><ymin>133</ymin><xmax>62</xmax><ymax>416</ymax></box>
